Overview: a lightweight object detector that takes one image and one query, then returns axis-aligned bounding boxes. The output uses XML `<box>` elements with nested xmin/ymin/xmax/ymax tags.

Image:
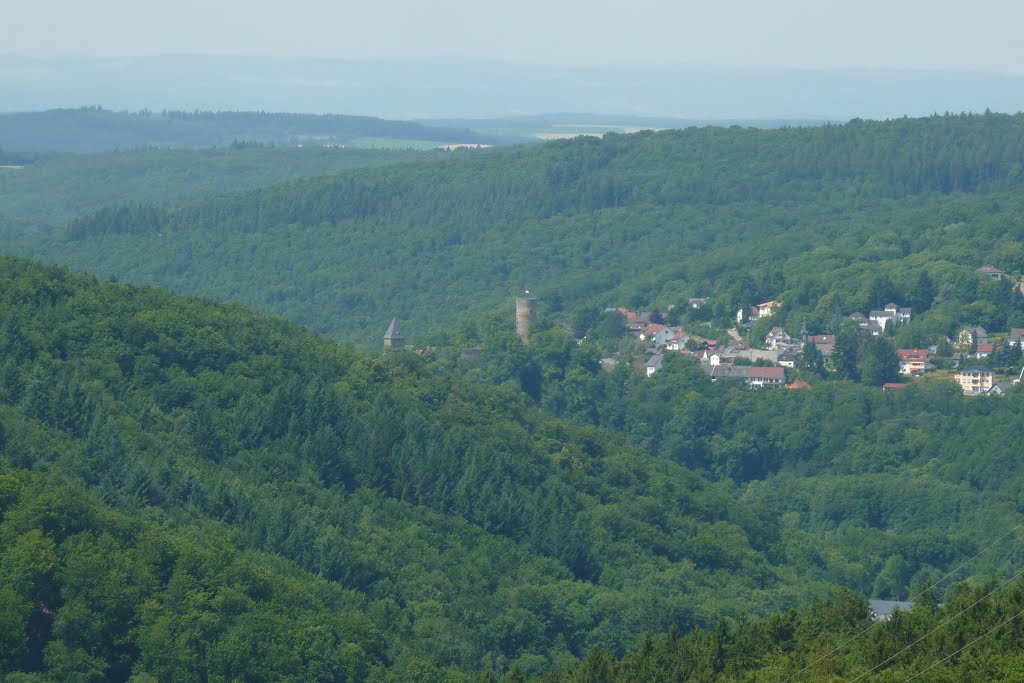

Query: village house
<box><xmin>696</xmin><ymin>350</ymin><xmax>720</xmax><ymax>366</ymax></box>
<box><xmin>608</xmin><ymin>307</ymin><xmax>654</xmax><ymax>336</ymax></box>
<box><xmin>777</xmin><ymin>352</ymin><xmax>799</xmax><ymax>368</ymax></box>
<box><xmin>700</xmin><ymin>363</ymin><xmax>786</xmax><ymax>388</ymax></box>
<box><xmin>652</xmin><ymin>327</ymin><xmax>677</xmax><ymax>348</ymax></box>
<box><xmin>688</xmin><ymin>297</ymin><xmax>709</xmax><ymax>309</ymax></box>
<box><xmin>987</xmin><ymin>381</ymin><xmax>1014</xmax><ymax>396</ymax></box>
<box><xmin>757</xmin><ymin>300</ymin><xmax>782</xmax><ymax>318</ymax></box>
<box><xmin>807</xmin><ymin>334</ymin><xmax>836</xmax><ymax>357</ymax></box>
<box><xmin>1009</xmin><ymin>328</ymin><xmax>1024</xmax><ymax>347</ymax></box>
<box><xmin>956</xmin><ymin>365</ymin><xmax>995</xmax><ymax>395</ymax></box>
<box><xmin>861</xmin><ymin>321</ymin><xmax>883</xmax><ymax>336</ymax></box>
<box><xmin>665</xmin><ymin>331</ymin><xmax>691</xmax><ymax>351</ymax></box>
<box><xmin>703</xmin><ymin>364</ymin><xmax>749</xmax><ymax>382</ymax></box>
<box><xmin>640</xmin><ymin>323</ymin><xmax>668</xmax><ymax>343</ymax></box>
<box><xmin>699</xmin><ymin>347</ymin><xmax>729</xmax><ymax>366</ymax></box>
<box><xmin>887</xmin><ymin>303</ymin><xmax>912</xmax><ymax>323</ymax></box>
<box><xmin>764</xmin><ymin>326</ymin><xmax>791</xmax><ymax>350</ymax></box>
<box><xmin>645</xmin><ymin>354</ymin><xmax>664</xmax><ymax>377</ymax></box>
<box><xmin>850</xmin><ymin>312</ymin><xmax>883</xmax><ymax>336</ymax></box>
<box><xmin>977</xmin><ymin>265</ymin><xmax>1006</xmax><ymax>280</ymax></box>
<box><xmin>734</xmin><ymin>348</ymin><xmax>781</xmax><ymax>364</ymax></box>
<box><xmin>882</xmin><ymin>382</ymin><xmax>908</xmax><ymax>392</ymax></box>
<box><xmin>957</xmin><ymin>326</ymin><xmax>988</xmax><ymax>349</ymax></box>
<box><xmin>896</xmin><ymin>348</ymin><xmax>929</xmax><ymax>375</ymax></box>
<box><xmin>976</xmin><ymin>343</ymin><xmax>994</xmax><ymax>358</ymax></box>
<box><xmin>868</xmin><ymin>304</ymin><xmax>912</xmax><ymax>331</ymax></box>
<box><xmin>747</xmin><ymin>366</ymin><xmax>787</xmax><ymax>388</ymax></box>
<box><xmin>738</xmin><ymin>305</ymin><xmax>764</xmax><ymax>325</ymax></box>
<box><xmin>869</xmin><ymin>600</ymin><xmax>915</xmax><ymax>622</ymax></box>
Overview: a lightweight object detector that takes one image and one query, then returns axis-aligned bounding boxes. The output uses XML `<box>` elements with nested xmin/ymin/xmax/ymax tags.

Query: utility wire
<box><xmin>845</xmin><ymin>563</ymin><xmax>1024</xmax><ymax>682</ymax></box>
<box><xmin>901</xmin><ymin>603</ymin><xmax>1024</xmax><ymax>683</ymax></box>
<box><xmin>780</xmin><ymin>520</ymin><xmax>1024</xmax><ymax>683</ymax></box>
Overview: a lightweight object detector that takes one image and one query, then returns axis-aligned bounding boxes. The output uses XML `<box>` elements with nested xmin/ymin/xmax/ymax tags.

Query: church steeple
<box><xmin>383</xmin><ymin>318</ymin><xmax>405</xmax><ymax>349</ymax></box>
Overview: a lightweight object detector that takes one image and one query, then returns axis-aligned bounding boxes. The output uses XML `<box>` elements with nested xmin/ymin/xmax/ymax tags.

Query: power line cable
<box><xmin>901</xmin><ymin>603</ymin><xmax>1024</xmax><ymax>683</ymax></box>
<box><xmin>781</xmin><ymin>520</ymin><xmax>1024</xmax><ymax>683</ymax></box>
<box><xmin>845</xmin><ymin>563</ymin><xmax>1024</xmax><ymax>682</ymax></box>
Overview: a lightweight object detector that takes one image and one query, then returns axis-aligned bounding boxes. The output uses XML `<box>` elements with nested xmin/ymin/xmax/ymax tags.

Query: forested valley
<box><xmin>3</xmin><ymin>112</ymin><xmax>1024</xmax><ymax>680</ymax></box>
<box><xmin>0</xmin><ymin>257</ymin><xmax>846</xmax><ymax>680</ymax></box>
<box><xmin>7</xmin><ymin>112</ymin><xmax>1024</xmax><ymax>342</ymax></box>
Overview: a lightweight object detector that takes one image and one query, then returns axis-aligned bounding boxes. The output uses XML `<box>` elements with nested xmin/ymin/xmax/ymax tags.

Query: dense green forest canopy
<box><xmin>540</xmin><ymin>581</ymin><xmax>1024</xmax><ymax>681</ymax></box>
<box><xmin>5</xmin><ymin>113</ymin><xmax>1024</xmax><ymax>679</ymax></box>
<box><xmin>428</xmin><ymin>305</ymin><xmax>1024</xmax><ymax>592</ymax></box>
<box><xmin>8</xmin><ymin>112</ymin><xmax>1024</xmax><ymax>344</ymax></box>
<box><xmin>0</xmin><ymin>145</ymin><xmax>430</xmax><ymax>228</ymax></box>
<box><xmin>0</xmin><ymin>107</ymin><xmax>495</xmax><ymax>153</ymax></box>
<box><xmin>0</xmin><ymin>256</ymin><xmax>853</xmax><ymax>681</ymax></box>
<box><xmin>2</xmin><ymin>257</ymin><xmax>1024</xmax><ymax>681</ymax></box>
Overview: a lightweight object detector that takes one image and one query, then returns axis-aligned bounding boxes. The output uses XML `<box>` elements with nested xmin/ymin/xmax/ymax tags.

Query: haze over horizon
<box><xmin>4</xmin><ymin>0</ymin><xmax>1024</xmax><ymax>74</ymax></box>
<box><xmin>3</xmin><ymin>1</ymin><xmax>1024</xmax><ymax>120</ymax></box>
<box><xmin>3</xmin><ymin>56</ymin><xmax>1024</xmax><ymax>121</ymax></box>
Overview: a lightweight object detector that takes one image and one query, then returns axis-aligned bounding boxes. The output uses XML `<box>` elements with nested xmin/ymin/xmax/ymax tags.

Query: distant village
<box><xmin>602</xmin><ymin>265</ymin><xmax>1024</xmax><ymax>396</ymax></box>
<box><xmin>382</xmin><ymin>266</ymin><xmax>1024</xmax><ymax>396</ymax></box>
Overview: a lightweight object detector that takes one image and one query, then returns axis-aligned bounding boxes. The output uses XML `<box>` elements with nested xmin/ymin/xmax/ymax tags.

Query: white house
<box><xmin>869</xmin><ymin>304</ymin><xmax>912</xmax><ymax>331</ymax></box>
<box><xmin>764</xmin><ymin>326</ymin><xmax>791</xmax><ymax>350</ymax></box>
<box><xmin>757</xmin><ymin>300</ymin><xmax>782</xmax><ymax>318</ymax></box>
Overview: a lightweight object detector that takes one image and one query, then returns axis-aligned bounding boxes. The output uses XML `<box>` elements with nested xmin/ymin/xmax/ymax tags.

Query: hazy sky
<box><xmin>4</xmin><ymin>0</ymin><xmax>1024</xmax><ymax>73</ymax></box>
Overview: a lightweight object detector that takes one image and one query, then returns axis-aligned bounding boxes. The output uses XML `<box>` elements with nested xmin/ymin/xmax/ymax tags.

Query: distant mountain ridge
<box><xmin>3</xmin><ymin>55</ymin><xmax>1024</xmax><ymax>119</ymax></box>
<box><xmin>0</xmin><ymin>107</ymin><xmax>493</xmax><ymax>153</ymax></box>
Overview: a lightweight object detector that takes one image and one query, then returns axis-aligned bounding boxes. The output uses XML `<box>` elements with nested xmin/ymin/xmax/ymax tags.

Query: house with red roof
<box><xmin>896</xmin><ymin>348</ymin><xmax>929</xmax><ymax>375</ymax></box>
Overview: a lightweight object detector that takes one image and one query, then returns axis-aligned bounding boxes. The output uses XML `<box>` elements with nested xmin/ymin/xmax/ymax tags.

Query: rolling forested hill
<box><xmin>0</xmin><ymin>256</ymin><xmax>850</xmax><ymax>681</ymax></box>
<box><xmin>7</xmin><ymin>112</ymin><xmax>1024</xmax><ymax>344</ymax></box>
<box><xmin>4</xmin><ymin>258</ymin><xmax>1024</xmax><ymax>681</ymax></box>
<box><xmin>0</xmin><ymin>108</ymin><xmax>496</xmax><ymax>153</ymax></box>
<box><xmin>5</xmin><ymin>103</ymin><xmax>1024</xmax><ymax>678</ymax></box>
<box><xmin>0</xmin><ymin>145</ymin><xmax>430</xmax><ymax>229</ymax></box>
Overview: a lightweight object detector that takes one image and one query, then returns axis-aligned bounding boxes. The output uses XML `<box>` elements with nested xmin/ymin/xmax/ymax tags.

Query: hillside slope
<box><xmin>0</xmin><ymin>145</ymin><xmax>431</xmax><ymax>229</ymax></box>
<box><xmin>4</xmin><ymin>257</ymin><xmax>1024</xmax><ymax>681</ymax></box>
<box><xmin>8</xmin><ymin>112</ymin><xmax>1024</xmax><ymax>343</ymax></box>
<box><xmin>0</xmin><ymin>256</ymin><xmax>848</xmax><ymax>680</ymax></box>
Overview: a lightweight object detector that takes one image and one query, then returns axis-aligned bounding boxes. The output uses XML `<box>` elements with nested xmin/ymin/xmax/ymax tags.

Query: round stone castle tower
<box><xmin>515</xmin><ymin>297</ymin><xmax>537</xmax><ymax>342</ymax></box>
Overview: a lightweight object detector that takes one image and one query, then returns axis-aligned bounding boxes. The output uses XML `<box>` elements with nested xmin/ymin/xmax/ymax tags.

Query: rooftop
<box><xmin>747</xmin><ymin>367</ymin><xmax>786</xmax><ymax>379</ymax></box>
<box><xmin>383</xmin><ymin>318</ymin><xmax>404</xmax><ymax>341</ymax></box>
